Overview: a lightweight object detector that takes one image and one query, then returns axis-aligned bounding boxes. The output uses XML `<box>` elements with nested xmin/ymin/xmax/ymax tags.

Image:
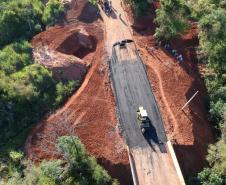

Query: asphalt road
<box><xmin>110</xmin><ymin>41</ymin><xmax>167</xmax><ymax>151</ymax></box>
<box><xmin>102</xmin><ymin>1</ymin><xmax>183</xmax><ymax>183</ymax></box>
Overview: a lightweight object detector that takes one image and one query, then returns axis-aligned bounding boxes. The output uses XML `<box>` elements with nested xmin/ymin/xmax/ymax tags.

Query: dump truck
<box><xmin>137</xmin><ymin>106</ymin><xmax>150</xmax><ymax>134</ymax></box>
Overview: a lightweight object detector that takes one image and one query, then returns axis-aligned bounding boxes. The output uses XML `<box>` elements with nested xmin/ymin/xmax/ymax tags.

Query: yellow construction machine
<box><xmin>137</xmin><ymin>106</ymin><xmax>150</xmax><ymax>134</ymax></box>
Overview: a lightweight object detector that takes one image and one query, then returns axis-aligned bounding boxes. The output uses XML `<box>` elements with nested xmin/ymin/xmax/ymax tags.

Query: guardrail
<box><xmin>127</xmin><ymin>147</ymin><xmax>139</xmax><ymax>185</ymax></box>
<box><xmin>167</xmin><ymin>141</ymin><xmax>186</xmax><ymax>185</ymax></box>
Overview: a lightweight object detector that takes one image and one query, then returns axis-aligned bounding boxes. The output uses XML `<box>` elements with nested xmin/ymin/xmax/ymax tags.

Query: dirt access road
<box><xmin>101</xmin><ymin>1</ymin><xmax>182</xmax><ymax>185</ymax></box>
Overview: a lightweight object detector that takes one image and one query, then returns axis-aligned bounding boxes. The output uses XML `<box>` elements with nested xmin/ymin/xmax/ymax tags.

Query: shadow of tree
<box><xmin>98</xmin><ymin>157</ymin><xmax>133</xmax><ymax>185</ymax></box>
<box><xmin>78</xmin><ymin>2</ymin><xmax>100</xmax><ymax>23</ymax></box>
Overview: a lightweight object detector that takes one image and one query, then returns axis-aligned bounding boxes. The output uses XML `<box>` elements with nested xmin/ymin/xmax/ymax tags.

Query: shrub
<box><xmin>42</xmin><ymin>0</ymin><xmax>65</xmax><ymax>26</ymax></box>
<box><xmin>0</xmin><ymin>0</ymin><xmax>44</xmax><ymax>46</ymax></box>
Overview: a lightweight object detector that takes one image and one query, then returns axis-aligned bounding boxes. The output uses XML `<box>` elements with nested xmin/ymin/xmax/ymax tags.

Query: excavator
<box><xmin>137</xmin><ymin>106</ymin><xmax>150</xmax><ymax>134</ymax></box>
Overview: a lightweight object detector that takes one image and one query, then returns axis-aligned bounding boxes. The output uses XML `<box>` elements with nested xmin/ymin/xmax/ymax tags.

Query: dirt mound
<box><xmin>66</xmin><ymin>0</ymin><xmax>100</xmax><ymax>23</ymax></box>
<box><xmin>33</xmin><ymin>47</ymin><xmax>87</xmax><ymax>81</ymax></box>
<box><xmin>32</xmin><ymin>24</ymin><xmax>101</xmax><ymax>53</ymax></box>
<box><xmin>56</xmin><ymin>27</ymin><xmax>96</xmax><ymax>58</ymax></box>
<box><xmin>32</xmin><ymin>23</ymin><xmax>102</xmax><ymax>80</ymax></box>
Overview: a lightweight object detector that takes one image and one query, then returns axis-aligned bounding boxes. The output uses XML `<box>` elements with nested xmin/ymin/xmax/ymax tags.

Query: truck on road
<box><xmin>137</xmin><ymin>106</ymin><xmax>150</xmax><ymax>134</ymax></box>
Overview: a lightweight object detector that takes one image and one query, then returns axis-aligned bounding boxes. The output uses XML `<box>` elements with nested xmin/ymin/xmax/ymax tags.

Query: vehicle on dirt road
<box><xmin>137</xmin><ymin>106</ymin><xmax>151</xmax><ymax>134</ymax></box>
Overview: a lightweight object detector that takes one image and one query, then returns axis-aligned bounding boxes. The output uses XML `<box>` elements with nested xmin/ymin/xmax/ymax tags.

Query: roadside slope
<box><xmin>129</xmin><ymin>7</ymin><xmax>214</xmax><ymax>175</ymax></box>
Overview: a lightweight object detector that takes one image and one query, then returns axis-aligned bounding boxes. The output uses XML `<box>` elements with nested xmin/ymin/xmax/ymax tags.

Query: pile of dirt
<box><xmin>66</xmin><ymin>0</ymin><xmax>100</xmax><ymax>23</ymax></box>
<box><xmin>33</xmin><ymin>47</ymin><xmax>87</xmax><ymax>81</ymax></box>
<box><xmin>56</xmin><ymin>26</ymin><xmax>96</xmax><ymax>58</ymax></box>
<box><xmin>127</xmin><ymin>5</ymin><xmax>214</xmax><ymax>177</ymax></box>
<box><xmin>32</xmin><ymin>23</ymin><xmax>102</xmax><ymax>80</ymax></box>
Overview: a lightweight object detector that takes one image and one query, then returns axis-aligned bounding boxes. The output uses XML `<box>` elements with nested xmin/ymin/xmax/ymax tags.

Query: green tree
<box><xmin>198</xmin><ymin>139</ymin><xmax>226</xmax><ymax>185</ymax></box>
<box><xmin>42</xmin><ymin>0</ymin><xmax>64</xmax><ymax>26</ymax></box>
<box><xmin>187</xmin><ymin>0</ymin><xmax>226</xmax><ymax>19</ymax></box>
<box><xmin>198</xmin><ymin>168</ymin><xmax>223</xmax><ymax>185</ymax></box>
<box><xmin>196</xmin><ymin>1</ymin><xmax>226</xmax><ymax>183</ymax></box>
<box><xmin>55</xmin><ymin>81</ymin><xmax>77</xmax><ymax>104</ymax></box>
<box><xmin>154</xmin><ymin>0</ymin><xmax>190</xmax><ymax>40</ymax></box>
<box><xmin>89</xmin><ymin>0</ymin><xmax>98</xmax><ymax>6</ymax></box>
<box><xmin>0</xmin><ymin>0</ymin><xmax>44</xmax><ymax>46</ymax></box>
<box><xmin>127</xmin><ymin>0</ymin><xmax>150</xmax><ymax>17</ymax></box>
<box><xmin>57</xmin><ymin>136</ymin><xmax>112</xmax><ymax>185</ymax></box>
<box><xmin>198</xmin><ymin>7</ymin><xmax>226</xmax><ymax>130</ymax></box>
<box><xmin>133</xmin><ymin>0</ymin><xmax>149</xmax><ymax>17</ymax></box>
<box><xmin>0</xmin><ymin>41</ymin><xmax>77</xmax><ymax>147</ymax></box>
<box><xmin>198</xmin><ymin>8</ymin><xmax>226</xmax><ymax>74</ymax></box>
<box><xmin>0</xmin><ymin>0</ymin><xmax>65</xmax><ymax>46</ymax></box>
<box><xmin>0</xmin><ymin>41</ymin><xmax>33</xmax><ymax>74</ymax></box>
<box><xmin>5</xmin><ymin>136</ymin><xmax>119</xmax><ymax>185</ymax></box>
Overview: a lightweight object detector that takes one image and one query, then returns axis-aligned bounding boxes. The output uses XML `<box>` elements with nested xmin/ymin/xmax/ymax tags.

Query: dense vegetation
<box><xmin>154</xmin><ymin>0</ymin><xmax>190</xmax><ymax>40</ymax></box>
<box><xmin>0</xmin><ymin>136</ymin><xmax>119</xmax><ymax>185</ymax></box>
<box><xmin>0</xmin><ymin>0</ymin><xmax>64</xmax><ymax>47</ymax></box>
<box><xmin>153</xmin><ymin>0</ymin><xmax>226</xmax><ymax>184</ymax></box>
<box><xmin>0</xmin><ymin>0</ymin><xmax>73</xmax><ymax>148</ymax></box>
<box><xmin>126</xmin><ymin>0</ymin><xmax>150</xmax><ymax>17</ymax></box>
<box><xmin>0</xmin><ymin>41</ymin><xmax>77</xmax><ymax>149</ymax></box>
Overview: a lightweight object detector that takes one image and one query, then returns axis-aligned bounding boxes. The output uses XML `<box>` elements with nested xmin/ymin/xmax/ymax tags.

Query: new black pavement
<box><xmin>110</xmin><ymin>42</ymin><xmax>167</xmax><ymax>150</ymax></box>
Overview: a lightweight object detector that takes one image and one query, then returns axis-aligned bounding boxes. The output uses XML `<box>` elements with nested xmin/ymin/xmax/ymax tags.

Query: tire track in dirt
<box><xmin>69</xmin><ymin>63</ymin><xmax>109</xmax><ymax>126</ymax></box>
<box><xmin>24</xmin><ymin>44</ymin><xmax>102</xmax><ymax>155</ymax></box>
<box><xmin>73</xmin><ymin>111</ymin><xmax>87</xmax><ymax>125</ymax></box>
<box><xmin>49</xmin><ymin>52</ymin><xmax>101</xmax><ymax>120</ymax></box>
<box><xmin>145</xmin><ymin>57</ymin><xmax>179</xmax><ymax>139</ymax></box>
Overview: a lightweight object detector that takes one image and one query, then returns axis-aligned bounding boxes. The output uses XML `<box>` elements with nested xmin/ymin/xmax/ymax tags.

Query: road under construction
<box><xmin>101</xmin><ymin>0</ymin><xmax>186</xmax><ymax>184</ymax></box>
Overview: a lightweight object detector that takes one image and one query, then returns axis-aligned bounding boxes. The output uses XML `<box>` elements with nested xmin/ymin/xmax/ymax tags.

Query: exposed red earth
<box><xmin>25</xmin><ymin>0</ymin><xmax>133</xmax><ymax>184</ymax></box>
<box><xmin>25</xmin><ymin>0</ymin><xmax>214</xmax><ymax>184</ymax></box>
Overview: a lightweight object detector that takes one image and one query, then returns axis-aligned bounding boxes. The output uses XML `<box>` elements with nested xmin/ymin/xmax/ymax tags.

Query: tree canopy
<box><xmin>2</xmin><ymin>136</ymin><xmax>119</xmax><ymax>185</ymax></box>
<box><xmin>0</xmin><ymin>0</ymin><xmax>64</xmax><ymax>47</ymax></box>
<box><xmin>154</xmin><ymin>0</ymin><xmax>190</xmax><ymax>40</ymax></box>
<box><xmin>198</xmin><ymin>138</ymin><xmax>226</xmax><ymax>185</ymax></box>
<box><xmin>42</xmin><ymin>0</ymin><xmax>64</xmax><ymax>26</ymax></box>
<box><xmin>0</xmin><ymin>41</ymin><xmax>76</xmax><ymax>148</ymax></box>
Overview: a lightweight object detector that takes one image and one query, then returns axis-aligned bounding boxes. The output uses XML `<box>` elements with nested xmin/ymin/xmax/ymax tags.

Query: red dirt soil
<box><xmin>25</xmin><ymin>1</ymin><xmax>133</xmax><ymax>184</ymax></box>
<box><xmin>32</xmin><ymin>23</ymin><xmax>101</xmax><ymax>80</ymax></box>
<box><xmin>26</xmin><ymin>44</ymin><xmax>132</xmax><ymax>183</ymax></box>
<box><xmin>127</xmin><ymin>4</ymin><xmax>214</xmax><ymax>177</ymax></box>
<box><xmin>25</xmin><ymin>0</ymin><xmax>213</xmax><ymax>183</ymax></box>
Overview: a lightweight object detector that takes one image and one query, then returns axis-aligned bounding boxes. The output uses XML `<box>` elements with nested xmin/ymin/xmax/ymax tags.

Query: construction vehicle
<box><xmin>137</xmin><ymin>106</ymin><xmax>150</xmax><ymax>134</ymax></box>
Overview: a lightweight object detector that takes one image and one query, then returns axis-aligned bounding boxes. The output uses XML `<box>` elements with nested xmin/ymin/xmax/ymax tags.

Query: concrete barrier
<box><xmin>127</xmin><ymin>147</ymin><xmax>139</xmax><ymax>185</ymax></box>
<box><xmin>167</xmin><ymin>141</ymin><xmax>186</xmax><ymax>185</ymax></box>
